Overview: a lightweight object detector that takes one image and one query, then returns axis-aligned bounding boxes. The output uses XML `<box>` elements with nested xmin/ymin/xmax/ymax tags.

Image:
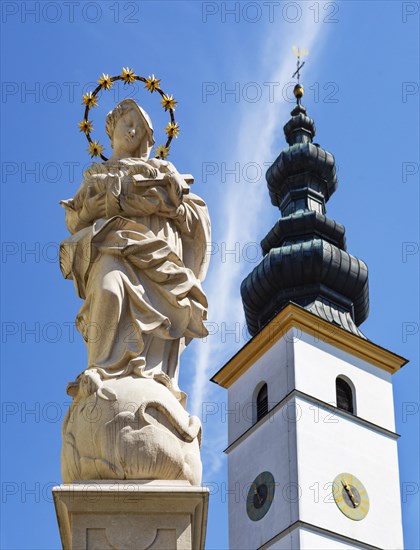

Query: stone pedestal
<box><xmin>53</xmin><ymin>480</ymin><xmax>209</xmax><ymax>550</ymax></box>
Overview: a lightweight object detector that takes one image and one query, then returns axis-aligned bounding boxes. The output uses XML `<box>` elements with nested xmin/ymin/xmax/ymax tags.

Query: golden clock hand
<box><xmin>252</xmin><ymin>484</ymin><xmax>263</xmax><ymax>505</ymax></box>
<box><xmin>341</xmin><ymin>479</ymin><xmax>358</xmax><ymax>508</ymax></box>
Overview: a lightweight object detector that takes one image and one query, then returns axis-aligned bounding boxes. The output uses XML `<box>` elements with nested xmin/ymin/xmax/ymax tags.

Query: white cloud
<box><xmin>190</xmin><ymin>17</ymin><xmax>329</xmax><ymax>424</ymax></box>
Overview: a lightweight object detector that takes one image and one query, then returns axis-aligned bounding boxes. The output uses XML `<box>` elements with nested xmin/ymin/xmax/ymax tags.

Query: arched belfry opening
<box><xmin>336</xmin><ymin>376</ymin><xmax>355</xmax><ymax>414</ymax></box>
<box><xmin>256</xmin><ymin>383</ymin><xmax>268</xmax><ymax>422</ymax></box>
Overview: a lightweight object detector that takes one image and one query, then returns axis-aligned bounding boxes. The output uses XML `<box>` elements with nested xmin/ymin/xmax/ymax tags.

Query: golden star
<box><xmin>121</xmin><ymin>67</ymin><xmax>136</xmax><ymax>84</ymax></box>
<box><xmin>82</xmin><ymin>92</ymin><xmax>98</xmax><ymax>108</ymax></box>
<box><xmin>78</xmin><ymin>120</ymin><xmax>93</xmax><ymax>134</ymax></box>
<box><xmin>145</xmin><ymin>75</ymin><xmax>161</xmax><ymax>93</ymax></box>
<box><xmin>98</xmin><ymin>73</ymin><xmax>113</xmax><ymax>90</ymax></box>
<box><xmin>87</xmin><ymin>140</ymin><xmax>104</xmax><ymax>158</ymax></box>
<box><xmin>161</xmin><ymin>94</ymin><xmax>177</xmax><ymax>111</ymax></box>
<box><xmin>164</xmin><ymin>122</ymin><xmax>180</xmax><ymax>138</ymax></box>
<box><xmin>154</xmin><ymin>145</ymin><xmax>169</xmax><ymax>159</ymax></box>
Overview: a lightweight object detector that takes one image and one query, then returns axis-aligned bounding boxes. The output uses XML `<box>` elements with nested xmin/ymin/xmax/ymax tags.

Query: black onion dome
<box><xmin>267</xmin><ymin>143</ymin><xmax>338</xmax><ymax>212</ymax></box>
<box><xmin>241</xmin><ymin>103</ymin><xmax>370</xmax><ymax>337</ymax></box>
<box><xmin>267</xmin><ymin>104</ymin><xmax>337</xmax><ymax>214</ymax></box>
<box><xmin>284</xmin><ymin>104</ymin><xmax>316</xmax><ymax>144</ymax></box>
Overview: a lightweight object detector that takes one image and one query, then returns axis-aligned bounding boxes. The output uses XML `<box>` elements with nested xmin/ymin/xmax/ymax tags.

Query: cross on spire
<box><xmin>291</xmin><ymin>46</ymin><xmax>308</xmax><ymax>82</ymax></box>
<box><xmin>291</xmin><ymin>46</ymin><xmax>308</xmax><ymax>103</ymax></box>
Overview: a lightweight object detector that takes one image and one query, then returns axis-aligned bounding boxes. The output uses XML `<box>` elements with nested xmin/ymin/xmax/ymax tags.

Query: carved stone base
<box><xmin>62</xmin><ymin>376</ymin><xmax>203</xmax><ymax>486</ymax></box>
<box><xmin>53</xmin><ymin>480</ymin><xmax>209</xmax><ymax>550</ymax></box>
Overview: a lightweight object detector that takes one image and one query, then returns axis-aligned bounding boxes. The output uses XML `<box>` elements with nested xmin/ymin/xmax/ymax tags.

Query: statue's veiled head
<box><xmin>106</xmin><ymin>99</ymin><xmax>155</xmax><ymax>160</ymax></box>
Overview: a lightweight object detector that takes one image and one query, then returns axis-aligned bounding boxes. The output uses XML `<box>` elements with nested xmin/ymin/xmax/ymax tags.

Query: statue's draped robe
<box><xmin>60</xmin><ymin>158</ymin><xmax>210</xmax><ymax>391</ymax></box>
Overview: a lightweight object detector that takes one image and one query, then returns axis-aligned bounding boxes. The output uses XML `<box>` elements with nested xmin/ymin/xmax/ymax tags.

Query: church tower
<box><xmin>212</xmin><ymin>83</ymin><xmax>407</xmax><ymax>549</ymax></box>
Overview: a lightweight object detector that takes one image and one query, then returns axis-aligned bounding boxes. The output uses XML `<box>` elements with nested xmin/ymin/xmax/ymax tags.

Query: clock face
<box><xmin>246</xmin><ymin>471</ymin><xmax>275</xmax><ymax>521</ymax></box>
<box><xmin>332</xmin><ymin>473</ymin><xmax>369</xmax><ymax>521</ymax></box>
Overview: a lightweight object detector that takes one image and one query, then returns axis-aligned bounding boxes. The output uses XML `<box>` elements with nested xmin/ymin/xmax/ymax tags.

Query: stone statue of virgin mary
<box><xmin>59</xmin><ymin>99</ymin><xmax>210</xmax><ymax>485</ymax></box>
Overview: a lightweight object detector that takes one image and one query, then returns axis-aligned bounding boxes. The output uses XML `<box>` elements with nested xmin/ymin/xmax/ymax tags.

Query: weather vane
<box><xmin>291</xmin><ymin>46</ymin><xmax>308</xmax><ymax>104</ymax></box>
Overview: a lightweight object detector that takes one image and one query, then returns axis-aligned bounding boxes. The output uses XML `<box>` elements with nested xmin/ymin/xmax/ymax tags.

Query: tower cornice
<box><xmin>211</xmin><ymin>303</ymin><xmax>407</xmax><ymax>389</ymax></box>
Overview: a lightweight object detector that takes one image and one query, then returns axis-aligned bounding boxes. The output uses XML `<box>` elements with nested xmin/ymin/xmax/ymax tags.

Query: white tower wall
<box><xmin>220</xmin><ymin>315</ymin><xmax>405</xmax><ymax>550</ymax></box>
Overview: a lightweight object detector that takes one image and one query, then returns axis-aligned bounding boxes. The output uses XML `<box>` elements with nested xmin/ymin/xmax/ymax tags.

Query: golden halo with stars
<box><xmin>79</xmin><ymin>68</ymin><xmax>180</xmax><ymax>161</ymax></box>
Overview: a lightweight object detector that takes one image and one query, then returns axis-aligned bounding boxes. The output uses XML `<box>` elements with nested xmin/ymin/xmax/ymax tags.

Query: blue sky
<box><xmin>1</xmin><ymin>1</ymin><xmax>419</xmax><ymax>549</ymax></box>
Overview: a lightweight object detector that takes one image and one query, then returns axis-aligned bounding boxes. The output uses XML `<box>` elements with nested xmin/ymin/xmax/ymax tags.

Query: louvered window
<box><xmin>256</xmin><ymin>384</ymin><xmax>268</xmax><ymax>421</ymax></box>
<box><xmin>336</xmin><ymin>377</ymin><xmax>354</xmax><ymax>414</ymax></box>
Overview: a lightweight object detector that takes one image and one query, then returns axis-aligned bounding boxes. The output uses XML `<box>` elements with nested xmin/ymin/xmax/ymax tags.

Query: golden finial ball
<box><xmin>293</xmin><ymin>84</ymin><xmax>304</xmax><ymax>99</ymax></box>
